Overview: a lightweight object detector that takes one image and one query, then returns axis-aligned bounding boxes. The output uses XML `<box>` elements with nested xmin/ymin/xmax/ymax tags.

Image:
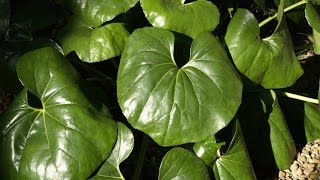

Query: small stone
<box><xmin>309</xmin><ymin>158</ymin><xmax>320</xmax><ymax>164</ymax></box>
<box><xmin>290</xmin><ymin>163</ymin><xmax>299</xmax><ymax>171</ymax></box>
<box><xmin>308</xmin><ymin>173</ymin><xmax>318</xmax><ymax>179</ymax></box>
<box><xmin>303</xmin><ymin>149</ymin><xmax>310</xmax><ymax>155</ymax></box>
<box><xmin>303</xmin><ymin>167</ymin><xmax>314</xmax><ymax>176</ymax></box>
<box><xmin>278</xmin><ymin>171</ymin><xmax>286</xmax><ymax>178</ymax></box>
<box><xmin>306</xmin><ymin>144</ymin><xmax>312</xmax><ymax>151</ymax></box>
<box><xmin>292</xmin><ymin>168</ymin><xmax>303</xmax><ymax>176</ymax></box>
<box><xmin>304</xmin><ymin>163</ymin><xmax>316</xmax><ymax>169</ymax></box>
<box><xmin>298</xmin><ymin>154</ymin><xmax>307</xmax><ymax>164</ymax></box>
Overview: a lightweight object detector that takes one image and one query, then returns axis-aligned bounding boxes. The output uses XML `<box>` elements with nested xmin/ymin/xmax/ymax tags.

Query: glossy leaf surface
<box><xmin>193</xmin><ymin>136</ymin><xmax>225</xmax><ymax>166</ymax></box>
<box><xmin>260</xmin><ymin>90</ymin><xmax>296</xmax><ymax>170</ymax></box>
<box><xmin>58</xmin><ymin>20</ymin><xmax>129</xmax><ymax>63</ymax></box>
<box><xmin>158</xmin><ymin>147</ymin><xmax>210</xmax><ymax>180</ymax></box>
<box><xmin>117</xmin><ymin>27</ymin><xmax>242</xmax><ymax>146</ymax></box>
<box><xmin>65</xmin><ymin>0</ymin><xmax>139</xmax><ymax>27</ymax></box>
<box><xmin>213</xmin><ymin>120</ymin><xmax>256</xmax><ymax>180</ymax></box>
<box><xmin>225</xmin><ymin>8</ymin><xmax>303</xmax><ymax>89</ymax></box>
<box><xmin>0</xmin><ymin>47</ymin><xmax>117</xmax><ymax>179</ymax></box>
<box><xmin>304</xmin><ymin>102</ymin><xmax>320</xmax><ymax>142</ymax></box>
<box><xmin>140</xmin><ymin>0</ymin><xmax>220</xmax><ymax>38</ymax></box>
<box><xmin>90</xmin><ymin>122</ymin><xmax>134</xmax><ymax>180</ymax></box>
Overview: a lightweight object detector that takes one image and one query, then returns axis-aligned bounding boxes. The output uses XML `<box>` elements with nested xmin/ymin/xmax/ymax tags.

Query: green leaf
<box><xmin>253</xmin><ymin>0</ymin><xmax>266</xmax><ymax>10</ymax></box>
<box><xmin>193</xmin><ymin>136</ymin><xmax>225</xmax><ymax>166</ymax></box>
<box><xmin>274</xmin><ymin>0</ymin><xmax>306</xmax><ymax>24</ymax></box>
<box><xmin>260</xmin><ymin>90</ymin><xmax>296</xmax><ymax>170</ymax></box>
<box><xmin>314</xmin><ymin>29</ymin><xmax>320</xmax><ymax>55</ymax></box>
<box><xmin>58</xmin><ymin>20</ymin><xmax>130</xmax><ymax>63</ymax></box>
<box><xmin>304</xmin><ymin>102</ymin><xmax>320</xmax><ymax>142</ymax></box>
<box><xmin>117</xmin><ymin>27</ymin><xmax>242</xmax><ymax>146</ymax></box>
<box><xmin>0</xmin><ymin>47</ymin><xmax>117</xmax><ymax>179</ymax></box>
<box><xmin>225</xmin><ymin>8</ymin><xmax>303</xmax><ymax>89</ymax></box>
<box><xmin>213</xmin><ymin>120</ymin><xmax>256</xmax><ymax>180</ymax></box>
<box><xmin>65</xmin><ymin>0</ymin><xmax>139</xmax><ymax>27</ymax></box>
<box><xmin>305</xmin><ymin>3</ymin><xmax>320</xmax><ymax>33</ymax></box>
<box><xmin>158</xmin><ymin>147</ymin><xmax>210</xmax><ymax>180</ymax></box>
<box><xmin>0</xmin><ymin>0</ymin><xmax>10</xmax><ymax>37</ymax></box>
<box><xmin>140</xmin><ymin>0</ymin><xmax>220</xmax><ymax>38</ymax></box>
<box><xmin>90</xmin><ymin>122</ymin><xmax>134</xmax><ymax>180</ymax></box>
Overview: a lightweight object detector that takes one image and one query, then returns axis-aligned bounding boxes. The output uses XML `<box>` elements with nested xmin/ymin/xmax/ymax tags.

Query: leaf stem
<box><xmin>277</xmin><ymin>92</ymin><xmax>319</xmax><ymax>104</ymax></box>
<box><xmin>259</xmin><ymin>0</ymin><xmax>307</xmax><ymax>28</ymax></box>
<box><xmin>133</xmin><ymin>133</ymin><xmax>148</xmax><ymax>180</ymax></box>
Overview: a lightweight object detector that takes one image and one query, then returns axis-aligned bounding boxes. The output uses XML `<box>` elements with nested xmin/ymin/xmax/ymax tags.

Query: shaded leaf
<box><xmin>274</xmin><ymin>0</ymin><xmax>305</xmax><ymax>24</ymax></box>
<box><xmin>65</xmin><ymin>0</ymin><xmax>139</xmax><ymax>27</ymax></box>
<box><xmin>193</xmin><ymin>136</ymin><xmax>225</xmax><ymax>166</ymax></box>
<box><xmin>304</xmin><ymin>102</ymin><xmax>320</xmax><ymax>142</ymax></box>
<box><xmin>253</xmin><ymin>0</ymin><xmax>266</xmax><ymax>10</ymax></box>
<box><xmin>0</xmin><ymin>0</ymin><xmax>10</xmax><ymax>38</ymax></box>
<box><xmin>90</xmin><ymin>122</ymin><xmax>134</xmax><ymax>180</ymax></box>
<box><xmin>158</xmin><ymin>147</ymin><xmax>210</xmax><ymax>180</ymax></box>
<box><xmin>0</xmin><ymin>47</ymin><xmax>117</xmax><ymax>179</ymax></box>
<box><xmin>140</xmin><ymin>0</ymin><xmax>220</xmax><ymax>38</ymax></box>
<box><xmin>117</xmin><ymin>27</ymin><xmax>242</xmax><ymax>146</ymax></box>
<box><xmin>225</xmin><ymin>8</ymin><xmax>303</xmax><ymax>89</ymax></box>
<box><xmin>314</xmin><ymin>29</ymin><xmax>320</xmax><ymax>55</ymax></box>
<box><xmin>58</xmin><ymin>19</ymin><xmax>129</xmax><ymax>63</ymax></box>
<box><xmin>260</xmin><ymin>90</ymin><xmax>296</xmax><ymax>170</ymax></box>
<box><xmin>305</xmin><ymin>3</ymin><xmax>320</xmax><ymax>32</ymax></box>
<box><xmin>213</xmin><ymin>120</ymin><xmax>256</xmax><ymax>180</ymax></box>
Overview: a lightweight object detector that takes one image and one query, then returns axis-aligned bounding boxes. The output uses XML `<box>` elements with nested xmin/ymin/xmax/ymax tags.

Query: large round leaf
<box><xmin>117</xmin><ymin>27</ymin><xmax>242</xmax><ymax>146</ymax></box>
<box><xmin>65</xmin><ymin>0</ymin><xmax>139</xmax><ymax>27</ymax></box>
<box><xmin>0</xmin><ymin>47</ymin><xmax>117</xmax><ymax>179</ymax></box>
<box><xmin>158</xmin><ymin>147</ymin><xmax>210</xmax><ymax>180</ymax></box>
<box><xmin>225</xmin><ymin>8</ymin><xmax>303</xmax><ymax>89</ymax></box>
<box><xmin>140</xmin><ymin>0</ymin><xmax>220</xmax><ymax>38</ymax></box>
<box><xmin>58</xmin><ymin>20</ymin><xmax>130</xmax><ymax>63</ymax></box>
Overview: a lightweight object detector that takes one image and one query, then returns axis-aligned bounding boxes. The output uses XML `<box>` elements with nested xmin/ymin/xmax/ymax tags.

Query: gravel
<box><xmin>279</xmin><ymin>140</ymin><xmax>320</xmax><ymax>179</ymax></box>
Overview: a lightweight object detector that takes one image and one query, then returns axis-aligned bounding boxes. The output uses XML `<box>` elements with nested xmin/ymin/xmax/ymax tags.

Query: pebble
<box><xmin>278</xmin><ymin>140</ymin><xmax>320</xmax><ymax>179</ymax></box>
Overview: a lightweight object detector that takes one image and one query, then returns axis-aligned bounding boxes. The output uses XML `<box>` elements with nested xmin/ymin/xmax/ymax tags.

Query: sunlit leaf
<box><xmin>213</xmin><ymin>120</ymin><xmax>256</xmax><ymax>180</ymax></box>
<box><xmin>225</xmin><ymin>8</ymin><xmax>303</xmax><ymax>88</ymax></box>
<box><xmin>193</xmin><ymin>136</ymin><xmax>225</xmax><ymax>166</ymax></box>
<box><xmin>58</xmin><ymin>19</ymin><xmax>129</xmax><ymax>63</ymax></box>
<box><xmin>0</xmin><ymin>47</ymin><xmax>117</xmax><ymax>179</ymax></box>
<box><xmin>117</xmin><ymin>27</ymin><xmax>242</xmax><ymax>146</ymax></box>
<box><xmin>140</xmin><ymin>0</ymin><xmax>220</xmax><ymax>38</ymax></box>
<box><xmin>65</xmin><ymin>0</ymin><xmax>139</xmax><ymax>27</ymax></box>
<box><xmin>304</xmin><ymin>102</ymin><xmax>320</xmax><ymax>142</ymax></box>
<box><xmin>158</xmin><ymin>147</ymin><xmax>210</xmax><ymax>180</ymax></box>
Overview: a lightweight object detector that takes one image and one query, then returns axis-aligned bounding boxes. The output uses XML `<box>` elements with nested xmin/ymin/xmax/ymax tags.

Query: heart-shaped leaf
<box><xmin>58</xmin><ymin>19</ymin><xmax>130</xmax><ymax>63</ymax></box>
<box><xmin>213</xmin><ymin>120</ymin><xmax>256</xmax><ymax>180</ymax></box>
<box><xmin>65</xmin><ymin>0</ymin><xmax>139</xmax><ymax>27</ymax></box>
<box><xmin>140</xmin><ymin>0</ymin><xmax>220</xmax><ymax>38</ymax></box>
<box><xmin>0</xmin><ymin>0</ymin><xmax>10</xmax><ymax>37</ymax></box>
<box><xmin>158</xmin><ymin>147</ymin><xmax>210</xmax><ymax>180</ymax></box>
<box><xmin>0</xmin><ymin>47</ymin><xmax>117</xmax><ymax>179</ymax></box>
<box><xmin>117</xmin><ymin>27</ymin><xmax>242</xmax><ymax>146</ymax></box>
<box><xmin>225</xmin><ymin>8</ymin><xmax>303</xmax><ymax>89</ymax></box>
<box><xmin>304</xmin><ymin>102</ymin><xmax>320</xmax><ymax>142</ymax></box>
<box><xmin>90</xmin><ymin>122</ymin><xmax>134</xmax><ymax>180</ymax></box>
<box><xmin>260</xmin><ymin>90</ymin><xmax>296</xmax><ymax>170</ymax></box>
<box><xmin>193</xmin><ymin>136</ymin><xmax>225</xmax><ymax>166</ymax></box>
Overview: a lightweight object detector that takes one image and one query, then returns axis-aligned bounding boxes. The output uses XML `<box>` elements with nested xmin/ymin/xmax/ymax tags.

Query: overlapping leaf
<box><xmin>90</xmin><ymin>122</ymin><xmax>134</xmax><ymax>180</ymax></box>
<box><xmin>65</xmin><ymin>0</ymin><xmax>139</xmax><ymax>27</ymax></box>
<box><xmin>158</xmin><ymin>147</ymin><xmax>210</xmax><ymax>180</ymax></box>
<box><xmin>58</xmin><ymin>19</ymin><xmax>129</xmax><ymax>63</ymax></box>
<box><xmin>193</xmin><ymin>136</ymin><xmax>225</xmax><ymax>166</ymax></box>
<box><xmin>140</xmin><ymin>0</ymin><xmax>220</xmax><ymax>38</ymax></box>
<box><xmin>304</xmin><ymin>102</ymin><xmax>320</xmax><ymax>142</ymax></box>
<box><xmin>225</xmin><ymin>8</ymin><xmax>303</xmax><ymax>89</ymax></box>
<box><xmin>213</xmin><ymin>120</ymin><xmax>256</xmax><ymax>180</ymax></box>
<box><xmin>274</xmin><ymin>0</ymin><xmax>305</xmax><ymax>24</ymax></box>
<box><xmin>260</xmin><ymin>90</ymin><xmax>296</xmax><ymax>170</ymax></box>
<box><xmin>0</xmin><ymin>47</ymin><xmax>117</xmax><ymax>179</ymax></box>
<box><xmin>117</xmin><ymin>27</ymin><xmax>242</xmax><ymax>146</ymax></box>
<box><xmin>305</xmin><ymin>3</ymin><xmax>320</xmax><ymax>54</ymax></box>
